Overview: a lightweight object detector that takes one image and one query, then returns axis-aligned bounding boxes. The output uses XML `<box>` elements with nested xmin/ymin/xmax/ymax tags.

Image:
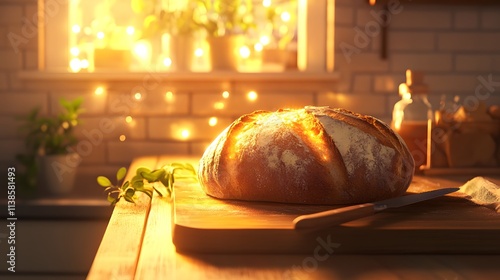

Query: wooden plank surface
<box><xmin>173</xmin><ymin>169</ymin><xmax>500</xmax><ymax>254</ymax></box>
<box><xmin>87</xmin><ymin>156</ymin><xmax>159</xmax><ymax>280</ymax></box>
<box><xmin>89</xmin><ymin>155</ymin><xmax>500</xmax><ymax>279</ymax></box>
<box><xmin>133</xmin><ymin>155</ymin><xmax>187</xmax><ymax>280</ymax></box>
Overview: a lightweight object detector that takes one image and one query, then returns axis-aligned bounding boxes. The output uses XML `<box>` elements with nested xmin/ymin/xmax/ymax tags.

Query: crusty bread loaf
<box><xmin>198</xmin><ymin>106</ymin><xmax>414</xmax><ymax>205</ymax></box>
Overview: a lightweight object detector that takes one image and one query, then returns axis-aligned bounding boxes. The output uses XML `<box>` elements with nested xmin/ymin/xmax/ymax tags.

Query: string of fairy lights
<box><xmin>91</xmin><ymin>86</ymin><xmax>258</xmax><ymax>143</ymax></box>
<box><xmin>67</xmin><ymin>0</ymin><xmax>297</xmax><ymax>73</ymax></box>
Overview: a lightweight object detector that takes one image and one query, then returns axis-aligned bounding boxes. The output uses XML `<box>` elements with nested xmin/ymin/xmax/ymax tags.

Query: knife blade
<box><xmin>293</xmin><ymin>187</ymin><xmax>459</xmax><ymax>230</ymax></box>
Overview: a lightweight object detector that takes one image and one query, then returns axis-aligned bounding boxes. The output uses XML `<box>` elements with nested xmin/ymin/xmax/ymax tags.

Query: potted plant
<box><xmin>261</xmin><ymin>1</ymin><xmax>298</xmax><ymax>70</ymax></box>
<box><xmin>162</xmin><ymin>2</ymin><xmax>203</xmax><ymax>71</ymax></box>
<box><xmin>16</xmin><ymin>97</ymin><xmax>84</xmax><ymax>196</ymax></box>
<box><xmin>195</xmin><ymin>0</ymin><xmax>255</xmax><ymax>71</ymax></box>
<box><xmin>136</xmin><ymin>0</ymin><xmax>202</xmax><ymax>71</ymax></box>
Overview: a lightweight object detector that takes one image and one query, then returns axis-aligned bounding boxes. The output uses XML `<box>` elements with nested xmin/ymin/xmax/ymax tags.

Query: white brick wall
<box><xmin>0</xmin><ymin>0</ymin><xmax>500</xmax><ymax>194</ymax></box>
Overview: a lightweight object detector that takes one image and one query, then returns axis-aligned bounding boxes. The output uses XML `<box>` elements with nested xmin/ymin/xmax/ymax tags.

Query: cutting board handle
<box><xmin>293</xmin><ymin>203</ymin><xmax>375</xmax><ymax>230</ymax></box>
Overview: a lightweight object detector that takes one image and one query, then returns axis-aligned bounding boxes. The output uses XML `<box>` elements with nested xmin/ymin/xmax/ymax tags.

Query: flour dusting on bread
<box><xmin>198</xmin><ymin>106</ymin><xmax>414</xmax><ymax>205</ymax></box>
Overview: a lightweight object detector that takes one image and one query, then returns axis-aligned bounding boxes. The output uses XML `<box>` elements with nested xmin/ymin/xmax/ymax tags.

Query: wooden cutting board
<box><xmin>172</xmin><ymin>176</ymin><xmax>500</xmax><ymax>254</ymax></box>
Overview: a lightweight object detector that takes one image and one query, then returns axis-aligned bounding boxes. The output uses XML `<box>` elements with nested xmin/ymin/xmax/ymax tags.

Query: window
<box><xmin>40</xmin><ymin>0</ymin><xmax>333</xmax><ymax>73</ymax></box>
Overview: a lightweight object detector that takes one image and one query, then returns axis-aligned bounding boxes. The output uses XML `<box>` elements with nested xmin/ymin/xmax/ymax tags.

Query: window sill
<box><xmin>18</xmin><ymin>70</ymin><xmax>339</xmax><ymax>83</ymax></box>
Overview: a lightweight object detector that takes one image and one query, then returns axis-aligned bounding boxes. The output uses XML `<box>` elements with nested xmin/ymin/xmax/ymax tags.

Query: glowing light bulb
<box><xmin>194</xmin><ymin>47</ymin><xmax>204</xmax><ymax>57</ymax></box>
<box><xmin>94</xmin><ymin>86</ymin><xmax>106</xmax><ymax>96</ymax></box>
<box><xmin>70</xmin><ymin>47</ymin><xmax>80</xmax><ymax>57</ymax></box>
<box><xmin>72</xmin><ymin>24</ymin><xmax>81</xmax><ymax>33</ymax></box>
<box><xmin>281</xmin><ymin>11</ymin><xmax>291</xmax><ymax>22</ymax></box>
<box><xmin>259</xmin><ymin>35</ymin><xmax>270</xmax><ymax>46</ymax></box>
<box><xmin>239</xmin><ymin>45</ymin><xmax>251</xmax><ymax>59</ymax></box>
<box><xmin>222</xmin><ymin>91</ymin><xmax>230</xmax><ymax>99</ymax></box>
<box><xmin>125</xmin><ymin>116</ymin><xmax>133</xmax><ymax>123</ymax></box>
<box><xmin>97</xmin><ymin>31</ymin><xmax>105</xmax><ymax>39</ymax></box>
<box><xmin>119</xmin><ymin>135</ymin><xmax>126</xmax><ymax>141</ymax></box>
<box><xmin>69</xmin><ymin>58</ymin><xmax>81</xmax><ymax>72</ymax></box>
<box><xmin>181</xmin><ymin>129</ymin><xmax>190</xmax><ymax>139</ymax></box>
<box><xmin>254</xmin><ymin>43</ymin><xmax>263</xmax><ymax>52</ymax></box>
<box><xmin>262</xmin><ymin>0</ymin><xmax>272</xmax><ymax>7</ymax></box>
<box><xmin>163</xmin><ymin>57</ymin><xmax>172</xmax><ymax>67</ymax></box>
<box><xmin>165</xmin><ymin>91</ymin><xmax>174</xmax><ymax>102</ymax></box>
<box><xmin>208</xmin><ymin>117</ymin><xmax>218</xmax><ymax>127</ymax></box>
<box><xmin>126</xmin><ymin>26</ymin><xmax>135</xmax><ymax>35</ymax></box>
<box><xmin>133</xmin><ymin>42</ymin><xmax>150</xmax><ymax>60</ymax></box>
<box><xmin>80</xmin><ymin>59</ymin><xmax>89</xmax><ymax>69</ymax></box>
<box><xmin>214</xmin><ymin>102</ymin><xmax>225</xmax><ymax>110</ymax></box>
<box><xmin>134</xmin><ymin>92</ymin><xmax>142</xmax><ymax>100</ymax></box>
<box><xmin>247</xmin><ymin>91</ymin><xmax>258</xmax><ymax>102</ymax></box>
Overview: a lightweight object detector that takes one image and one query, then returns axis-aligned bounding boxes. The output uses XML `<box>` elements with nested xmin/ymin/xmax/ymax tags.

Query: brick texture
<box><xmin>1</xmin><ymin>0</ymin><xmax>500</xmax><ymax>189</ymax></box>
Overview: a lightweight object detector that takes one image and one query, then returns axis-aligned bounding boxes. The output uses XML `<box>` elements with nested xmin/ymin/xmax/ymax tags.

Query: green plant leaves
<box><xmin>98</xmin><ymin>162</ymin><xmax>198</xmax><ymax>206</ymax></box>
<box><xmin>97</xmin><ymin>176</ymin><xmax>112</xmax><ymax>187</ymax></box>
<box><xmin>116</xmin><ymin>167</ymin><xmax>127</xmax><ymax>181</ymax></box>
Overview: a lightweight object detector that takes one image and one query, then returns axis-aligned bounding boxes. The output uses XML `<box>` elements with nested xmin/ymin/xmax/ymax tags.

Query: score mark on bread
<box><xmin>199</xmin><ymin>106</ymin><xmax>415</xmax><ymax>205</ymax></box>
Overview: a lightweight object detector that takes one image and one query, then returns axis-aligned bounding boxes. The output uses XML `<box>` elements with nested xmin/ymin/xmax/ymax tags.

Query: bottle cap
<box><xmin>406</xmin><ymin>69</ymin><xmax>428</xmax><ymax>94</ymax></box>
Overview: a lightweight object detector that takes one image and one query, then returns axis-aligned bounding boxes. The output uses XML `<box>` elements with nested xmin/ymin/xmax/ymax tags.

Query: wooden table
<box><xmin>87</xmin><ymin>155</ymin><xmax>500</xmax><ymax>280</ymax></box>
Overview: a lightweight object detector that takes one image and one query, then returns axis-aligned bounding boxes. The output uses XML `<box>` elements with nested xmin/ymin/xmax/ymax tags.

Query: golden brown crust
<box><xmin>198</xmin><ymin>106</ymin><xmax>415</xmax><ymax>205</ymax></box>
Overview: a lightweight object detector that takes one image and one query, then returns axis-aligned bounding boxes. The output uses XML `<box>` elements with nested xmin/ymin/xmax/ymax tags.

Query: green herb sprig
<box><xmin>97</xmin><ymin>163</ymin><xmax>197</xmax><ymax>205</ymax></box>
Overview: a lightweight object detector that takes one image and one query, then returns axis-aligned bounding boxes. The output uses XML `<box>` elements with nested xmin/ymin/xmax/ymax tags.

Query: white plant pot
<box><xmin>169</xmin><ymin>35</ymin><xmax>195</xmax><ymax>72</ymax></box>
<box><xmin>39</xmin><ymin>153</ymin><xmax>81</xmax><ymax>196</ymax></box>
<box><xmin>208</xmin><ymin>35</ymin><xmax>243</xmax><ymax>71</ymax></box>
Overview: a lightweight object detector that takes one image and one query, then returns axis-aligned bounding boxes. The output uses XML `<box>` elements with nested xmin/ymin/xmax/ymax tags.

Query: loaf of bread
<box><xmin>198</xmin><ymin>106</ymin><xmax>414</xmax><ymax>205</ymax></box>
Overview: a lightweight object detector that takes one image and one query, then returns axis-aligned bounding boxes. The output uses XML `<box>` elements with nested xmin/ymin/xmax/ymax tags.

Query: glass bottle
<box><xmin>391</xmin><ymin>70</ymin><xmax>433</xmax><ymax>172</ymax></box>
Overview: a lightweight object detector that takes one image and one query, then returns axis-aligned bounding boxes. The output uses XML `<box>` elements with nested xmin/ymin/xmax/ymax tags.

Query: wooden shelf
<box><xmin>18</xmin><ymin>70</ymin><xmax>340</xmax><ymax>83</ymax></box>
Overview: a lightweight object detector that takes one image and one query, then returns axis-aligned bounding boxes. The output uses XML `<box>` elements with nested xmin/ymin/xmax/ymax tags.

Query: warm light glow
<box><xmin>165</xmin><ymin>91</ymin><xmax>174</xmax><ymax>102</ymax></box>
<box><xmin>194</xmin><ymin>47</ymin><xmax>204</xmax><ymax>57</ymax></box>
<box><xmin>181</xmin><ymin>129</ymin><xmax>190</xmax><ymax>139</ymax></box>
<box><xmin>94</xmin><ymin>86</ymin><xmax>106</xmax><ymax>96</ymax></box>
<box><xmin>133</xmin><ymin>41</ymin><xmax>150</xmax><ymax>60</ymax></box>
<box><xmin>222</xmin><ymin>91</ymin><xmax>230</xmax><ymax>99</ymax></box>
<box><xmin>214</xmin><ymin>102</ymin><xmax>225</xmax><ymax>110</ymax></box>
<box><xmin>80</xmin><ymin>59</ymin><xmax>89</xmax><ymax>69</ymax></box>
<box><xmin>69</xmin><ymin>58</ymin><xmax>82</xmax><ymax>72</ymax></box>
<box><xmin>163</xmin><ymin>57</ymin><xmax>172</xmax><ymax>67</ymax></box>
<box><xmin>70</xmin><ymin>47</ymin><xmax>80</xmax><ymax>56</ymax></box>
<box><xmin>134</xmin><ymin>92</ymin><xmax>142</xmax><ymax>100</ymax></box>
<box><xmin>281</xmin><ymin>11</ymin><xmax>291</xmax><ymax>22</ymax></box>
<box><xmin>61</xmin><ymin>121</ymin><xmax>69</xmax><ymax>129</ymax></box>
<box><xmin>259</xmin><ymin>35</ymin><xmax>270</xmax><ymax>46</ymax></box>
<box><xmin>239</xmin><ymin>45</ymin><xmax>251</xmax><ymax>59</ymax></box>
<box><xmin>247</xmin><ymin>91</ymin><xmax>258</xmax><ymax>101</ymax></box>
<box><xmin>208</xmin><ymin>117</ymin><xmax>218</xmax><ymax>127</ymax></box>
<box><xmin>126</xmin><ymin>26</ymin><xmax>135</xmax><ymax>35</ymax></box>
<box><xmin>67</xmin><ymin>0</ymin><xmax>300</xmax><ymax>73</ymax></box>
<box><xmin>119</xmin><ymin>135</ymin><xmax>126</xmax><ymax>141</ymax></box>
<box><xmin>399</xmin><ymin>83</ymin><xmax>411</xmax><ymax>100</ymax></box>
<box><xmin>125</xmin><ymin>116</ymin><xmax>133</xmax><ymax>123</ymax></box>
<box><xmin>71</xmin><ymin>24</ymin><xmax>81</xmax><ymax>33</ymax></box>
<box><xmin>254</xmin><ymin>43</ymin><xmax>263</xmax><ymax>52</ymax></box>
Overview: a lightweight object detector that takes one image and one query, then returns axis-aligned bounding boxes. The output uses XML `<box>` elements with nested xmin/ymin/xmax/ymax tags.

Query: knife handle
<box><xmin>293</xmin><ymin>203</ymin><xmax>375</xmax><ymax>230</ymax></box>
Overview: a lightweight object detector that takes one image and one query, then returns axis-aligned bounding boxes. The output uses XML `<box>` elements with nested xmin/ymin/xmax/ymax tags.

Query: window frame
<box><xmin>37</xmin><ymin>0</ymin><xmax>335</xmax><ymax>74</ymax></box>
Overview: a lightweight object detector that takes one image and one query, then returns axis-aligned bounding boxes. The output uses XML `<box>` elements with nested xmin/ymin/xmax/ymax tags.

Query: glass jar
<box><xmin>391</xmin><ymin>70</ymin><xmax>433</xmax><ymax>172</ymax></box>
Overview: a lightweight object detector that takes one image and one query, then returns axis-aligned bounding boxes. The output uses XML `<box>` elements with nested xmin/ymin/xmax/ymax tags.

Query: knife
<box><xmin>293</xmin><ymin>187</ymin><xmax>459</xmax><ymax>230</ymax></box>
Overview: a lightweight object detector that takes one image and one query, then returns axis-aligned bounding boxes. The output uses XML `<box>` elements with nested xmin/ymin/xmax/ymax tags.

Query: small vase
<box><xmin>169</xmin><ymin>35</ymin><xmax>195</xmax><ymax>72</ymax></box>
<box><xmin>38</xmin><ymin>153</ymin><xmax>81</xmax><ymax>196</ymax></box>
<box><xmin>208</xmin><ymin>35</ymin><xmax>244</xmax><ymax>71</ymax></box>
